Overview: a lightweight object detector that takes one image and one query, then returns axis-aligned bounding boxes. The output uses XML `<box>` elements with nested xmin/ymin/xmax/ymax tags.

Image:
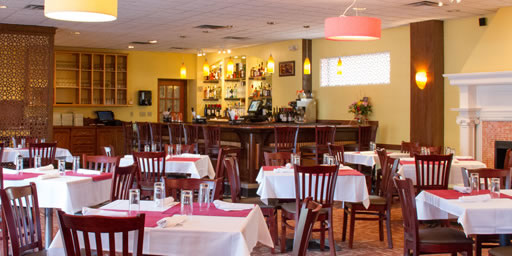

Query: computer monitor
<box><xmin>96</xmin><ymin>111</ymin><xmax>115</xmax><ymax>122</ymax></box>
<box><xmin>247</xmin><ymin>100</ymin><xmax>262</xmax><ymax>114</ymax></box>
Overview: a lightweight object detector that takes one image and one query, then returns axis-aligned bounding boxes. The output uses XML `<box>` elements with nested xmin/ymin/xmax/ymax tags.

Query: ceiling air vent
<box><xmin>130</xmin><ymin>41</ymin><xmax>152</xmax><ymax>45</ymax></box>
<box><xmin>405</xmin><ymin>1</ymin><xmax>438</xmax><ymax>7</ymax></box>
<box><xmin>170</xmin><ymin>47</ymin><xmax>190</xmax><ymax>50</ymax></box>
<box><xmin>24</xmin><ymin>4</ymin><xmax>44</xmax><ymax>10</ymax></box>
<box><xmin>194</xmin><ymin>25</ymin><xmax>233</xmax><ymax>30</ymax></box>
<box><xmin>222</xmin><ymin>36</ymin><xmax>250</xmax><ymax>40</ymax></box>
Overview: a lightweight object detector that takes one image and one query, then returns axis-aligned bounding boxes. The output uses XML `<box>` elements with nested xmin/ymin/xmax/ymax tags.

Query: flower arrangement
<box><xmin>348</xmin><ymin>97</ymin><xmax>372</xmax><ymax>123</ymax></box>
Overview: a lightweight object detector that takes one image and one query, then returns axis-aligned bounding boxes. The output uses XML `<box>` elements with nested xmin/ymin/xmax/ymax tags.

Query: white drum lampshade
<box><xmin>44</xmin><ymin>0</ymin><xmax>118</xmax><ymax>22</ymax></box>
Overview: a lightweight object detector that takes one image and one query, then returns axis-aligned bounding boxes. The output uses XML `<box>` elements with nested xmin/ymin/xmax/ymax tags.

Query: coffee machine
<box><xmin>295</xmin><ymin>98</ymin><xmax>317</xmax><ymax>123</ymax></box>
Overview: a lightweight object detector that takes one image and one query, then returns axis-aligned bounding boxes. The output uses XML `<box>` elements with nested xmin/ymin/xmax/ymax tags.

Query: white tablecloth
<box><xmin>256</xmin><ymin>166</ymin><xmax>370</xmax><ymax>208</ymax></box>
<box><xmin>344</xmin><ymin>151</ymin><xmax>410</xmax><ymax>168</ymax></box>
<box><xmin>50</xmin><ymin>202</ymin><xmax>273</xmax><ymax>256</ymax></box>
<box><xmin>3</xmin><ymin>169</ymin><xmax>111</xmax><ymax>213</ymax></box>
<box><xmin>2</xmin><ymin>147</ymin><xmax>73</xmax><ymax>163</ymax></box>
<box><xmin>416</xmin><ymin>190</ymin><xmax>512</xmax><ymax>235</ymax></box>
<box><xmin>119</xmin><ymin>154</ymin><xmax>215</xmax><ymax>179</ymax></box>
<box><xmin>398</xmin><ymin>158</ymin><xmax>486</xmax><ymax>186</ymax></box>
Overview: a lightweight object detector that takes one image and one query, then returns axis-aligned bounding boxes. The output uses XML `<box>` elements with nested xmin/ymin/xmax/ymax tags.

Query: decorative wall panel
<box><xmin>0</xmin><ymin>24</ymin><xmax>56</xmax><ymax>142</ymax></box>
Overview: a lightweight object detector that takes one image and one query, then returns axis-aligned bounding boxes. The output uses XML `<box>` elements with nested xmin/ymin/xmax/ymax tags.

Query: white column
<box><xmin>456</xmin><ymin>113</ymin><xmax>479</xmax><ymax>158</ymax></box>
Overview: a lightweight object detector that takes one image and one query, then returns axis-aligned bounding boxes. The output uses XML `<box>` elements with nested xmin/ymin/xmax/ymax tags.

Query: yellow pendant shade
<box><xmin>337</xmin><ymin>58</ymin><xmax>343</xmax><ymax>75</ymax></box>
<box><xmin>44</xmin><ymin>0</ymin><xmax>117</xmax><ymax>22</ymax></box>
<box><xmin>267</xmin><ymin>54</ymin><xmax>275</xmax><ymax>74</ymax></box>
<box><xmin>304</xmin><ymin>57</ymin><xmax>311</xmax><ymax>75</ymax></box>
<box><xmin>180</xmin><ymin>63</ymin><xmax>187</xmax><ymax>79</ymax></box>
<box><xmin>227</xmin><ymin>57</ymin><xmax>234</xmax><ymax>75</ymax></box>
<box><xmin>415</xmin><ymin>71</ymin><xmax>427</xmax><ymax>90</ymax></box>
<box><xmin>203</xmin><ymin>60</ymin><xmax>210</xmax><ymax>77</ymax></box>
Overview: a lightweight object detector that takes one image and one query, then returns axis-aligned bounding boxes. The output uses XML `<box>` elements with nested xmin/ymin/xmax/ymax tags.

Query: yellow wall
<box><xmin>54</xmin><ymin>47</ymin><xmax>197</xmax><ymax>122</ymax></box>
<box><xmin>312</xmin><ymin>25</ymin><xmax>411</xmax><ymax>145</ymax></box>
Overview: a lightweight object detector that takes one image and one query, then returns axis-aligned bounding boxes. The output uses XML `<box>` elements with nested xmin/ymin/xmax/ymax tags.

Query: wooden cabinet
<box><xmin>53</xmin><ymin>126</ymin><xmax>125</xmax><ymax>156</ymax></box>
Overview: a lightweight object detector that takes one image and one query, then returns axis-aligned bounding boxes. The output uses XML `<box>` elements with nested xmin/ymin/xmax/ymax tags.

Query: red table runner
<box><xmin>426</xmin><ymin>189</ymin><xmax>512</xmax><ymax>200</ymax></box>
<box><xmin>262</xmin><ymin>166</ymin><xmax>284</xmax><ymax>171</ymax></box>
<box><xmin>400</xmin><ymin>160</ymin><xmax>415</xmax><ymax>165</ymax></box>
<box><xmin>64</xmin><ymin>171</ymin><xmax>112</xmax><ymax>182</ymax></box>
<box><xmin>166</xmin><ymin>157</ymin><xmax>201</xmax><ymax>162</ymax></box>
<box><xmin>338</xmin><ymin>169</ymin><xmax>364</xmax><ymax>176</ymax></box>
<box><xmin>3</xmin><ymin>173</ymin><xmax>42</xmax><ymax>180</ymax></box>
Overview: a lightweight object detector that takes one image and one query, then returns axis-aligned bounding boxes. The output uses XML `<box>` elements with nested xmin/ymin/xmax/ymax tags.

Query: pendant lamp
<box><xmin>180</xmin><ymin>63</ymin><xmax>187</xmax><ymax>79</ymax></box>
<box><xmin>203</xmin><ymin>59</ymin><xmax>210</xmax><ymax>77</ymax></box>
<box><xmin>337</xmin><ymin>58</ymin><xmax>343</xmax><ymax>75</ymax></box>
<box><xmin>227</xmin><ymin>57</ymin><xmax>234</xmax><ymax>75</ymax></box>
<box><xmin>267</xmin><ymin>54</ymin><xmax>275</xmax><ymax>74</ymax></box>
<box><xmin>44</xmin><ymin>0</ymin><xmax>117</xmax><ymax>22</ymax></box>
<box><xmin>324</xmin><ymin>0</ymin><xmax>381</xmax><ymax>41</ymax></box>
<box><xmin>304</xmin><ymin>41</ymin><xmax>311</xmax><ymax>75</ymax></box>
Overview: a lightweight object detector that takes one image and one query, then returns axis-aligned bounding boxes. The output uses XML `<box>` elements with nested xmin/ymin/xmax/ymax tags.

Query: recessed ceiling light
<box><xmin>241</xmin><ymin>56</ymin><xmax>246</xmax><ymax>59</ymax></box>
<box><xmin>303</xmin><ymin>25</ymin><xmax>310</xmax><ymax>29</ymax></box>
<box><xmin>353</xmin><ymin>7</ymin><xmax>366</xmax><ymax>11</ymax></box>
<box><xmin>267</xmin><ymin>21</ymin><xmax>275</xmax><ymax>25</ymax></box>
<box><xmin>438</xmin><ymin>1</ymin><xmax>444</xmax><ymax>6</ymax></box>
<box><xmin>128</xmin><ymin>45</ymin><xmax>134</xmax><ymax>49</ymax></box>
<box><xmin>73</xmin><ymin>31</ymin><xmax>80</xmax><ymax>35</ymax></box>
<box><xmin>227</xmin><ymin>49</ymin><xmax>231</xmax><ymax>54</ymax></box>
<box><xmin>148</xmin><ymin>40</ymin><xmax>158</xmax><ymax>44</ymax></box>
<box><xmin>234</xmin><ymin>56</ymin><xmax>238</xmax><ymax>59</ymax></box>
<box><xmin>0</xmin><ymin>5</ymin><xmax>7</xmax><ymax>9</ymax></box>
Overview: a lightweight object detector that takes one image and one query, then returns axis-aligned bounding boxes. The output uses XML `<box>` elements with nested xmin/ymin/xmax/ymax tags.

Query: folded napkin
<box><xmin>180</xmin><ymin>153</ymin><xmax>201</xmax><ymax>158</ymax></box>
<box><xmin>274</xmin><ymin>168</ymin><xmax>294</xmax><ymax>174</ymax></box>
<box><xmin>453</xmin><ymin>186</ymin><xmax>471</xmax><ymax>194</ymax></box>
<box><xmin>82</xmin><ymin>207</ymin><xmax>128</xmax><ymax>217</ymax></box>
<box><xmin>77</xmin><ymin>169</ymin><xmax>102</xmax><ymax>175</ymax></box>
<box><xmin>163</xmin><ymin>197</ymin><xmax>176</xmax><ymax>207</ymax></box>
<box><xmin>37</xmin><ymin>171</ymin><xmax>61</xmax><ymax>180</ymax></box>
<box><xmin>213</xmin><ymin>200</ymin><xmax>254</xmax><ymax>211</ymax></box>
<box><xmin>20</xmin><ymin>165</ymin><xmax>55</xmax><ymax>173</ymax></box>
<box><xmin>3</xmin><ymin>168</ymin><xmax>20</xmax><ymax>175</ymax></box>
<box><xmin>458</xmin><ymin>194</ymin><xmax>491</xmax><ymax>203</ymax></box>
<box><xmin>285</xmin><ymin>163</ymin><xmax>293</xmax><ymax>169</ymax></box>
<box><xmin>156</xmin><ymin>215</ymin><xmax>187</xmax><ymax>228</ymax></box>
<box><xmin>360</xmin><ymin>151</ymin><xmax>376</xmax><ymax>155</ymax></box>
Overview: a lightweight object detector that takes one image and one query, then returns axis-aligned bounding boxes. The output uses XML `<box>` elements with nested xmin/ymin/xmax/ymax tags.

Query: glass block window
<box><xmin>320</xmin><ymin>52</ymin><xmax>390</xmax><ymax>87</ymax></box>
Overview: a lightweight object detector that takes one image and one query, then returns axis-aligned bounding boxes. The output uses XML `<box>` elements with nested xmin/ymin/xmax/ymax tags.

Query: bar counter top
<box><xmin>185</xmin><ymin>121</ymin><xmax>367</xmax><ymax>130</ymax></box>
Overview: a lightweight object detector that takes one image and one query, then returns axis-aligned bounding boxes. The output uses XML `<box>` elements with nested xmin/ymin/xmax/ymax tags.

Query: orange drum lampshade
<box><xmin>325</xmin><ymin>16</ymin><xmax>381</xmax><ymax>41</ymax></box>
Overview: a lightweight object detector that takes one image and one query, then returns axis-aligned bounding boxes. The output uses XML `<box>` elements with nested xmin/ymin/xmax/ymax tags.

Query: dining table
<box><xmin>3</xmin><ymin>167</ymin><xmax>113</xmax><ymax>247</ymax></box>
<box><xmin>119</xmin><ymin>153</ymin><xmax>215</xmax><ymax>179</ymax></box>
<box><xmin>49</xmin><ymin>200</ymin><xmax>274</xmax><ymax>256</ymax></box>
<box><xmin>256</xmin><ymin>165</ymin><xmax>370</xmax><ymax>208</ymax></box>
<box><xmin>343</xmin><ymin>150</ymin><xmax>410</xmax><ymax>168</ymax></box>
<box><xmin>1</xmin><ymin>147</ymin><xmax>74</xmax><ymax>163</ymax></box>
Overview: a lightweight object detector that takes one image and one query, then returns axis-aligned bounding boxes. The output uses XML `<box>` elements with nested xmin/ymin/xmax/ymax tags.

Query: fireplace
<box><xmin>495</xmin><ymin>141</ymin><xmax>512</xmax><ymax>169</ymax></box>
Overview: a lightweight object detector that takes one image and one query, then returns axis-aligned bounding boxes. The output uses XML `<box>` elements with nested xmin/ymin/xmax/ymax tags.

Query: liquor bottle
<box><xmin>203</xmin><ymin>86</ymin><xmax>207</xmax><ymax>99</ymax></box>
<box><xmin>233</xmin><ymin>84</ymin><xmax>238</xmax><ymax>98</ymax></box>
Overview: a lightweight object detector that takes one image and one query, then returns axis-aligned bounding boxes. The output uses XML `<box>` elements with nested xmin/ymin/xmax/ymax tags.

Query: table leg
<box><xmin>44</xmin><ymin>208</ymin><xmax>53</xmax><ymax>248</ymax></box>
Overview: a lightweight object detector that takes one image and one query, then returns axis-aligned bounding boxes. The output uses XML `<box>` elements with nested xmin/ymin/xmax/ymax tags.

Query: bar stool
<box><xmin>168</xmin><ymin>123</ymin><xmax>184</xmax><ymax>145</ymax></box>
<box><xmin>123</xmin><ymin>121</ymin><xmax>136</xmax><ymax>154</ymax></box>
<box><xmin>299</xmin><ymin>126</ymin><xmax>336</xmax><ymax>164</ymax></box>
<box><xmin>344</xmin><ymin>125</ymin><xmax>374</xmax><ymax>151</ymax></box>
<box><xmin>150</xmin><ymin>123</ymin><xmax>164</xmax><ymax>151</ymax></box>
<box><xmin>263</xmin><ymin>126</ymin><xmax>299</xmax><ymax>153</ymax></box>
<box><xmin>202</xmin><ymin>126</ymin><xmax>241</xmax><ymax>173</ymax></box>
<box><xmin>184</xmin><ymin>125</ymin><xmax>200</xmax><ymax>154</ymax></box>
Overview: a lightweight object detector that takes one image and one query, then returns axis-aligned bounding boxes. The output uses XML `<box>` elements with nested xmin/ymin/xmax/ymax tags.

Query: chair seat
<box><xmin>281</xmin><ymin>202</ymin><xmax>328</xmax><ymax>215</ymax></box>
<box><xmin>489</xmin><ymin>246</ymin><xmax>512</xmax><ymax>256</ymax></box>
<box><xmin>346</xmin><ymin>195</ymin><xmax>387</xmax><ymax>207</ymax></box>
<box><xmin>22</xmin><ymin>248</ymin><xmax>67</xmax><ymax>256</ymax></box>
<box><xmin>419</xmin><ymin>228</ymin><xmax>474</xmax><ymax>244</ymax></box>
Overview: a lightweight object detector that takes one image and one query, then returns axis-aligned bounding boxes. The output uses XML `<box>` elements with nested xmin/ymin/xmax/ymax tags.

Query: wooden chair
<box><xmin>393</xmin><ymin>177</ymin><xmax>473</xmax><ymax>256</ymax></box>
<box><xmin>264</xmin><ymin>151</ymin><xmax>292</xmax><ymax>166</ymax></box>
<box><xmin>111</xmin><ymin>165</ymin><xmax>139</xmax><ymax>201</ymax></box>
<box><xmin>504</xmin><ymin>149</ymin><xmax>512</xmax><ymax>170</ymax></box>
<box><xmin>281</xmin><ymin>164</ymin><xmax>339</xmax><ymax>255</ymax></box>
<box><xmin>150</xmin><ymin>123</ymin><xmax>164</xmax><ymax>151</ymax></box>
<box><xmin>28</xmin><ymin>142</ymin><xmax>57</xmax><ymax>168</ymax></box>
<box><xmin>264</xmin><ymin>126</ymin><xmax>299</xmax><ymax>153</ymax></box>
<box><xmin>223</xmin><ymin>156</ymin><xmax>279</xmax><ymax>253</ymax></box>
<box><xmin>101</xmin><ymin>144</ymin><xmax>115</xmax><ymax>157</ymax></box>
<box><xmin>413</xmin><ymin>154</ymin><xmax>453</xmax><ymax>193</ymax></box>
<box><xmin>168</xmin><ymin>123</ymin><xmax>184</xmax><ymax>145</ymax></box>
<box><xmin>291</xmin><ymin>198</ymin><xmax>322</xmax><ymax>256</ymax></box>
<box><xmin>135</xmin><ymin>122</ymin><xmax>151</xmax><ymax>152</ymax></box>
<box><xmin>0</xmin><ymin>183</ymin><xmax>45</xmax><ymax>255</ymax></box>
<box><xmin>82</xmin><ymin>154</ymin><xmax>120</xmax><ymax>173</ymax></box>
<box><xmin>374</xmin><ymin>147</ymin><xmax>388</xmax><ymax>194</ymax></box>
<box><xmin>163</xmin><ymin>177</ymin><xmax>222</xmax><ymax>201</ymax></box>
<box><xmin>344</xmin><ymin>125</ymin><xmax>375</xmax><ymax>152</ymax></box>
<box><xmin>409</xmin><ymin>145</ymin><xmax>443</xmax><ymax>157</ymax></box>
<box><xmin>57</xmin><ymin>210</ymin><xmax>145</xmax><ymax>256</ymax></box>
<box><xmin>123</xmin><ymin>121</ymin><xmax>136</xmax><ymax>154</ymax></box>
<box><xmin>299</xmin><ymin>126</ymin><xmax>336</xmax><ymax>164</ymax></box>
<box><xmin>202</xmin><ymin>126</ymin><xmax>222</xmax><ymax>157</ymax></box>
<box><xmin>184</xmin><ymin>125</ymin><xmax>200</xmax><ymax>154</ymax></box>
<box><xmin>342</xmin><ymin>156</ymin><xmax>398</xmax><ymax>249</ymax></box>
<box><xmin>401</xmin><ymin>141</ymin><xmax>419</xmax><ymax>154</ymax></box>
<box><xmin>328</xmin><ymin>144</ymin><xmax>345</xmax><ymax>165</ymax></box>
<box><xmin>0</xmin><ymin>142</ymin><xmax>4</xmax><ymax>163</ymax></box>
<box><xmin>163</xmin><ymin>144</ymin><xmax>196</xmax><ymax>155</ymax></box>
<box><xmin>133</xmin><ymin>152</ymin><xmax>167</xmax><ymax>199</ymax></box>
<box><xmin>0</xmin><ymin>166</ymin><xmax>7</xmax><ymax>256</ymax></box>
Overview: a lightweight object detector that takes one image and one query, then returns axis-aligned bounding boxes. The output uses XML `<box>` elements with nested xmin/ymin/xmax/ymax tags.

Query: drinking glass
<box><xmin>198</xmin><ymin>183</ymin><xmax>210</xmax><ymax>211</ymax></box>
<box><xmin>322</xmin><ymin>153</ymin><xmax>330</xmax><ymax>165</ymax></box>
<box><xmin>153</xmin><ymin>182</ymin><xmax>165</xmax><ymax>208</ymax></box>
<box><xmin>129</xmin><ymin>189</ymin><xmax>141</xmax><ymax>214</ymax></box>
<box><xmin>167</xmin><ymin>144</ymin><xmax>174</xmax><ymax>156</ymax></box>
<box><xmin>426</xmin><ymin>147</ymin><xmax>431</xmax><ymax>155</ymax></box>
<box><xmin>40</xmin><ymin>138</ymin><xmax>46</xmax><ymax>143</ymax></box>
<box><xmin>144</xmin><ymin>144</ymin><xmax>151</xmax><ymax>152</ymax></box>
<box><xmin>370</xmin><ymin>141</ymin><xmax>376</xmax><ymax>151</ymax></box>
<box><xmin>491</xmin><ymin>178</ymin><xmax>501</xmax><ymax>199</ymax></box>
<box><xmin>420</xmin><ymin>147</ymin><xmax>426</xmax><ymax>155</ymax></box>
<box><xmin>291</xmin><ymin>153</ymin><xmax>301</xmax><ymax>166</ymax></box>
<box><xmin>151</xmin><ymin>143</ymin><xmax>157</xmax><ymax>152</ymax></box>
<box><xmin>34</xmin><ymin>155</ymin><xmax>41</xmax><ymax>169</ymax></box>
<box><xmin>176</xmin><ymin>144</ymin><xmax>182</xmax><ymax>155</ymax></box>
<box><xmin>470</xmin><ymin>173</ymin><xmax>480</xmax><ymax>193</ymax></box>
<box><xmin>180</xmin><ymin>190</ymin><xmax>194</xmax><ymax>215</ymax></box>
<box><xmin>326</xmin><ymin>155</ymin><xmax>335</xmax><ymax>166</ymax></box>
<box><xmin>58</xmin><ymin>159</ymin><xmax>66</xmax><ymax>176</ymax></box>
<box><xmin>16</xmin><ymin>155</ymin><xmax>23</xmax><ymax>174</ymax></box>
<box><xmin>20</xmin><ymin>138</ymin><xmax>26</xmax><ymax>148</ymax></box>
<box><xmin>72</xmin><ymin>156</ymin><xmax>80</xmax><ymax>173</ymax></box>
<box><xmin>11</xmin><ymin>137</ymin><xmax>16</xmax><ymax>148</ymax></box>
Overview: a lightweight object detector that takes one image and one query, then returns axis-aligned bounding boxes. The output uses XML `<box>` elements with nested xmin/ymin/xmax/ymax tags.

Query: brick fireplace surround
<box><xmin>482</xmin><ymin>121</ymin><xmax>512</xmax><ymax>168</ymax></box>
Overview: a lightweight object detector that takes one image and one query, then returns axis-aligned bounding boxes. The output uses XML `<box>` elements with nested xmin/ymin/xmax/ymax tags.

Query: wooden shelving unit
<box><xmin>203</xmin><ymin>80</ymin><xmax>219</xmax><ymax>83</ymax></box>
<box><xmin>54</xmin><ymin>51</ymin><xmax>129</xmax><ymax>107</ymax></box>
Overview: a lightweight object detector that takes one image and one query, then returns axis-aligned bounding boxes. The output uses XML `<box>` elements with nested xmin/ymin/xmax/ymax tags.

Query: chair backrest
<box><xmin>0</xmin><ymin>142</ymin><xmax>4</xmax><ymax>163</ymax></box>
<box><xmin>401</xmin><ymin>141</ymin><xmax>419</xmax><ymax>154</ymax></box>
<box><xmin>264</xmin><ymin>152</ymin><xmax>292</xmax><ymax>166</ymax></box>
<box><xmin>274</xmin><ymin>126</ymin><xmax>299</xmax><ymax>152</ymax></box>
<box><xmin>376</xmin><ymin>148</ymin><xmax>387</xmax><ymax>171</ymax></box>
<box><xmin>328</xmin><ymin>144</ymin><xmax>345</xmax><ymax>165</ymax></box>
<box><xmin>466</xmin><ymin>168</ymin><xmax>511</xmax><ymax>190</ymax></box>
<box><xmin>215</xmin><ymin>147</ymin><xmax>241</xmax><ymax>179</ymax></box>
<box><xmin>135</xmin><ymin>122</ymin><xmax>151</xmax><ymax>152</ymax></box>
<box><xmin>123</xmin><ymin>121</ymin><xmax>135</xmax><ymax>154</ymax></box>
<box><xmin>379</xmin><ymin>157</ymin><xmax>400</xmax><ymax>200</ymax></box>
<box><xmin>101</xmin><ymin>145</ymin><xmax>115</xmax><ymax>157</ymax></box>
<box><xmin>504</xmin><ymin>149</ymin><xmax>512</xmax><ymax>170</ymax></box>
<box><xmin>111</xmin><ymin>165</ymin><xmax>138</xmax><ymax>201</ymax></box>
<box><xmin>292</xmin><ymin>197</ymin><xmax>322</xmax><ymax>256</ymax></box>
<box><xmin>409</xmin><ymin>144</ymin><xmax>443</xmax><ymax>157</ymax></box>
<box><xmin>57</xmin><ymin>210</ymin><xmax>145</xmax><ymax>256</ymax></box>
<box><xmin>163</xmin><ymin>177</ymin><xmax>222</xmax><ymax>202</ymax></box>
<box><xmin>168</xmin><ymin>123</ymin><xmax>184</xmax><ymax>145</ymax></box>
<box><xmin>184</xmin><ymin>125</ymin><xmax>199</xmax><ymax>145</ymax></box>
<box><xmin>28</xmin><ymin>142</ymin><xmax>57</xmax><ymax>167</ymax></box>
<box><xmin>150</xmin><ymin>123</ymin><xmax>164</xmax><ymax>151</ymax></box>
<box><xmin>414</xmin><ymin>154</ymin><xmax>453</xmax><ymax>192</ymax></box>
<box><xmin>293</xmin><ymin>165</ymin><xmax>339</xmax><ymax>211</ymax></box>
<box><xmin>82</xmin><ymin>155</ymin><xmax>120</xmax><ymax>173</ymax></box>
<box><xmin>163</xmin><ymin>144</ymin><xmax>196</xmax><ymax>155</ymax></box>
<box><xmin>315</xmin><ymin>126</ymin><xmax>336</xmax><ymax>146</ymax></box>
<box><xmin>223</xmin><ymin>156</ymin><xmax>242</xmax><ymax>202</ymax></box>
<box><xmin>202</xmin><ymin>126</ymin><xmax>221</xmax><ymax>149</ymax></box>
<box><xmin>0</xmin><ymin>183</ymin><xmax>43</xmax><ymax>255</ymax></box>
<box><xmin>358</xmin><ymin>125</ymin><xmax>373</xmax><ymax>151</ymax></box>
<box><xmin>393</xmin><ymin>177</ymin><xmax>420</xmax><ymax>251</ymax></box>
<box><xmin>133</xmin><ymin>152</ymin><xmax>166</xmax><ymax>183</ymax></box>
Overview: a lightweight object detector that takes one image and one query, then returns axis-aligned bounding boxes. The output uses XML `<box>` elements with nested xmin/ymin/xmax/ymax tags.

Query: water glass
<box><xmin>322</xmin><ymin>153</ymin><xmax>330</xmax><ymax>165</ymax></box>
<box><xmin>491</xmin><ymin>178</ymin><xmax>501</xmax><ymax>199</ymax></box>
<box><xmin>20</xmin><ymin>138</ymin><xmax>26</xmax><ymax>148</ymax></box>
<box><xmin>151</xmin><ymin>143</ymin><xmax>157</xmax><ymax>152</ymax></box>
<box><xmin>176</xmin><ymin>144</ymin><xmax>182</xmax><ymax>155</ymax></box>
<box><xmin>153</xmin><ymin>182</ymin><xmax>165</xmax><ymax>208</ymax></box>
<box><xmin>167</xmin><ymin>144</ymin><xmax>174</xmax><ymax>156</ymax></box>
<box><xmin>198</xmin><ymin>183</ymin><xmax>210</xmax><ymax>211</ymax></box>
<box><xmin>144</xmin><ymin>144</ymin><xmax>151</xmax><ymax>152</ymax></box>
<box><xmin>370</xmin><ymin>141</ymin><xmax>376</xmax><ymax>151</ymax></box>
<box><xmin>291</xmin><ymin>153</ymin><xmax>301</xmax><ymax>165</ymax></box>
<box><xmin>128</xmin><ymin>189</ymin><xmax>141</xmax><ymax>214</ymax></box>
<box><xmin>72</xmin><ymin>156</ymin><xmax>80</xmax><ymax>172</ymax></box>
<box><xmin>470</xmin><ymin>173</ymin><xmax>480</xmax><ymax>193</ymax></box>
<box><xmin>58</xmin><ymin>159</ymin><xmax>66</xmax><ymax>176</ymax></box>
<box><xmin>327</xmin><ymin>155</ymin><xmax>335</xmax><ymax>165</ymax></box>
<box><xmin>180</xmin><ymin>190</ymin><xmax>193</xmax><ymax>215</ymax></box>
<box><xmin>11</xmin><ymin>137</ymin><xmax>16</xmax><ymax>148</ymax></box>
<box><xmin>40</xmin><ymin>138</ymin><xmax>46</xmax><ymax>143</ymax></box>
<box><xmin>16</xmin><ymin>155</ymin><xmax>23</xmax><ymax>174</ymax></box>
<box><xmin>34</xmin><ymin>155</ymin><xmax>41</xmax><ymax>169</ymax></box>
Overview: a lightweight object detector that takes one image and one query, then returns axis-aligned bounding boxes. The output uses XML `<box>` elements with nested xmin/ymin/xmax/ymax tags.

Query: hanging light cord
<box><xmin>341</xmin><ymin>0</ymin><xmax>358</xmax><ymax>17</ymax></box>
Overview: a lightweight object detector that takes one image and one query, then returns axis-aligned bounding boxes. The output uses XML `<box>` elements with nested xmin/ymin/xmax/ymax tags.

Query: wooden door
<box><xmin>158</xmin><ymin>79</ymin><xmax>186</xmax><ymax>122</ymax></box>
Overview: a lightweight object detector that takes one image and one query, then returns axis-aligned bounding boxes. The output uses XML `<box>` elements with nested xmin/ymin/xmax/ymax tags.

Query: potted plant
<box><xmin>348</xmin><ymin>97</ymin><xmax>372</xmax><ymax>125</ymax></box>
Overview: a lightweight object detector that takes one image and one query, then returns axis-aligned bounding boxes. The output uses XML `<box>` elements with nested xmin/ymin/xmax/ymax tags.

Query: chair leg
<box><xmin>328</xmin><ymin>210</ymin><xmax>336</xmax><ymax>256</ymax></box>
<box><xmin>474</xmin><ymin>235</ymin><xmax>481</xmax><ymax>256</ymax></box>
<box><xmin>342</xmin><ymin>207</ymin><xmax>348</xmax><ymax>242</ymax></box>
<box><xmin>280</xmin><ymin>213</ymin><xmax>287</xmax><ymax>253</ymax></box>
<box><xmin>266</xmin><ymin>212</ymin><xmax>277</xmax><ymax>254</ymax></box>
<box><xmin>404</xmin><ymin>247</ymin><xmax>409</xmax><ymax>256</ymax></box>
<box><xmin>320</xmin><ymin>220</ymin><xmax>325</xmax><ymax>251</ymax></box>
<box><xmin>385</xmin><ymin>209</ymin><xmax>393</xmax><ymax>249</ymax></box>
<box><xmin>378</xmin><ymin>211</ymin><xmax>384</xmax><ymax>241</ymax></box>
<box><xmin>348</xmin><ymin>208</ymin><xmax>356</xmax><ymax>249</ymax></box>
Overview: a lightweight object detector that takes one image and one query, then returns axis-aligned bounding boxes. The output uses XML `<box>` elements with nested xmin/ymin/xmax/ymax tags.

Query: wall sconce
<box><xmin>415</xmin><ymin>71</ymin><xmax>427</xmax><ymax>90</ymax></box>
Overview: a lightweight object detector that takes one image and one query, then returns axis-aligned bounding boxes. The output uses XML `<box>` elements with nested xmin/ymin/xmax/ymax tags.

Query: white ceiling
<box><xmin>0</xmin><ymin>0</ymin><xmax>511</xmax><ymax>53</ymax></box>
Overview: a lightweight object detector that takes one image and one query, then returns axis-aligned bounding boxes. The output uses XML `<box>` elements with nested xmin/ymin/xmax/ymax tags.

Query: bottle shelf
<box><xmin>224</xmin><ymin>98</ymin><xmax>243</xmax><ymax>101</ymax></box>
<box><xmin>225</xmin><ymin>78</ymin><xmax>243</xmax><ymax>82</ymax></box>
<box><xmin>249</xmin><ymin>76</ymin><xmax>268</xmax><ymax>81</ymax></box>
<box><xmin>249</xmin><ymin>96</ymin><xmax>272</xmax><ymax>100</ymax></box>
<box><xmin>203</xmin><ymin>80</ymin><xmax>219</xmax><ymax>83</ymax></box>
<box><xmin>203</xmin><ymin>98</ymin><xmax>220</xmax><ymax>101</ymax></box>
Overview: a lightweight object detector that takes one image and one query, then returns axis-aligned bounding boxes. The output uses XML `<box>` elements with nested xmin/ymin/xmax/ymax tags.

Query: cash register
<box><xmin>242</xmin><ymin>100</ymin><xmax>267</xmax><ymax>123</ymax></box>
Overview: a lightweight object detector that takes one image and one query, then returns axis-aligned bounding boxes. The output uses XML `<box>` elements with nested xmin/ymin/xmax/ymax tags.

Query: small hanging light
<box><xmin>227</xmin><ymin>57</ymin><xmax>234</xmax><ymax>75</ymax></box>
<box><xmin>267</xmin><ymin>54</ymin><xmax>275</xmax><ymax>74</ymax></box>
<box><xmin>44</xmin><ymin>0</ymin><xmax>118</xmax><ymax>22</ymax></box>
<box><xmin>180</xmin><ymin>62</ymin><xmax>187</xmax><ymax>79</ymax></box>
<box><xmin>203</xmin><ymin>59</ymin><xmax>210</xmax><ymax>77</ymax></box>
<box><xmin>415</xmin><ymin>71</ymin><xmax>428</xmax><ymax>90</ymax></box>
<box><xmin>304</xmin><ymin>40</ymin><xmax>311</xmax><ymax>75</ymax></box>
<box><xmin>337</xmin><ymin>58</ymin><xmax>343</xmax><ymax>75</ymax></box>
